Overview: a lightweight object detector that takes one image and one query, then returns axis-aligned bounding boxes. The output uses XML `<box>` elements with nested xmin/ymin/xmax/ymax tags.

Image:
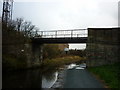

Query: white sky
<box><xmin>0</xmin><ymin>0</ymin><xmax>119</xmax><ymax>49</ymax></box>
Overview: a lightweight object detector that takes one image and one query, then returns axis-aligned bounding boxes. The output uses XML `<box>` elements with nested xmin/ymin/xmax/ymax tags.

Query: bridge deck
<box><xmin>31</xmin><ymin>37</ymin><xmax>87</xmax><ymax>44</ymax></box>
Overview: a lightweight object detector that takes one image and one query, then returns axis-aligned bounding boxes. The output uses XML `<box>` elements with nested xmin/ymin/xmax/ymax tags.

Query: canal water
<box><xmin>3</xmin><ymin>69</ymin><xmax>58</xmax><ymax>88</ymax></box>
<box><xmin>3</xmin><ymin>63</ymin><xmax>85</xmax><ymax>88</ymax></box>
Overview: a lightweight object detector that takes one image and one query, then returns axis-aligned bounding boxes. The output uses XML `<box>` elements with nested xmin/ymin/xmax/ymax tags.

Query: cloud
<box><xmin>2</xmin><ymin>0</ymin><xmax>117</xmax><ymax>30</ymax></box>
<box><xmin>118</xmin><ymin>1</ymin><xmax>120</xmax><ymax>27</ymax></box>
<box><xmin>1</xmin><ymin>0</ymin><xmax>119</xmax><ymax>49</ymax></box>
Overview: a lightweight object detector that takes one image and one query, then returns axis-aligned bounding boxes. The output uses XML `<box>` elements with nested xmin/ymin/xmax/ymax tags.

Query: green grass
<box><xmin>88</xmin><ymin>63</ymin><xmax>120</xmax><ymax>88</ymax></box>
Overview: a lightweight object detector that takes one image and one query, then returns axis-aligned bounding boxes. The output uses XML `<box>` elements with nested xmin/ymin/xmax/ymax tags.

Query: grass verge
<box><xmin>88</xmin><ymin>63</ymin><xmax>120</xmax><ymax>88</ymax></box>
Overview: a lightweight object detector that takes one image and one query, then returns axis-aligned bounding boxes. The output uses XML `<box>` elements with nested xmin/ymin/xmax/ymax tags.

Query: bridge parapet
<box><xmin>32</xmin><ymin>29</ymin><xmax>88</xmax><ymax>38</ymax></box>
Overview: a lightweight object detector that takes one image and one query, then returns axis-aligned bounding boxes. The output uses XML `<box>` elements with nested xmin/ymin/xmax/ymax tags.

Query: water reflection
<box><xmin>42</xmin><ymin>72</ymin><xmax>58</xmax><ymax>88</ymax></box>
<box><xmin>3</xmin><ymin>69</ymin><xmax>58</xmax><ymax>88</ymax></box>
<box><xmin>67</xmin><ymin>63</ymin><xmax>77</xmax><ymax>69</ymax></box>
<box><xmin>67</xmin><ymin>63</ymin><xmax>86</xmax><ymax>70</ymax></box>
<box><xmin>3</xmin><ymin>63</ymin><xmax>86</xmax><ymax>88</ymax></box>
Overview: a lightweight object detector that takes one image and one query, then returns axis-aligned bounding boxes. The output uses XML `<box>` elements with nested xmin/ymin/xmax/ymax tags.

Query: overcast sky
<box><xmin>0</xmin><ymin>0</ymin><xmax>119</xmax><ymax>49</ymax></box>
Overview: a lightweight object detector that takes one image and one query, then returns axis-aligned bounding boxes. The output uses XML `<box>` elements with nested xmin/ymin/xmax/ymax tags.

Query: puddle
<box><xmin>67</xmin><ymin>63</ymin><xmax>87</xmax><ymax>70</ymax></box>
<box><xmin>76</xmin><ymin>67</ymin><xmax>84</xmax><ymax>70</ymax></box>
<box><xmin>67</xmin><ymin>64</ymin><xmax>77</xmax><ymax>69</ymax></box>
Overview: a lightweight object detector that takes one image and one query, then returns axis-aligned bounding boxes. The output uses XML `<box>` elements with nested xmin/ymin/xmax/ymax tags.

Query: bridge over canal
<box><xmin>31</xmin><ymin>29</ymin><xmax>88</xmax><ymax>44</ymax></box>
<box><xmin>30</xmin><ymin>28</ymin><xmax>120</xmax><ymax>67</ymax></box>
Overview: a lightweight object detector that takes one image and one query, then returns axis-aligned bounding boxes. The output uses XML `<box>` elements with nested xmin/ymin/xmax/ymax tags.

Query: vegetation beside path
<box><xmin>88</xmin><ymin>63</ymin><xmax>120</xmax><ymax>88</ymax></box>
<box><xmin>41</xmin><ymin>56</ymin><xmax>86</xmax><ymax>71</ymax></box>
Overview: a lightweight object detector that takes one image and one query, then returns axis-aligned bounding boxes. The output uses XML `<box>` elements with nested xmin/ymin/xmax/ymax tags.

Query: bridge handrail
<box><xmin>41</xmin><ymin>34</ymin><xmax>87</xmax><ymax>36</ymax></box>
<box><xmin>33</xmin><ymin>29</ymin><xmax>88</xmax><ymax>38</ymax></box>
<box><xmin>37</xmin><ymin>29</ymin><xmax>87</xmax><ymax>32</ymax></box>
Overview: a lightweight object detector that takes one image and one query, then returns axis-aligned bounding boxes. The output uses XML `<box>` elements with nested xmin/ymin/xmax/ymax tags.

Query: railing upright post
<box><xmin>41</xmin><ymin>31</ymin><xmax>43</xmax><ymax>37</ymax></box>
<box><xmin>55</xmin><ymin>31</ymin><xmax>57</xmax><ymax>38</ymax></box>
<box><xmin>71</xmin><ymin>30</ymin><xmax>73</xmax><ymax>38</ymax></box>
<box><xmin>77</xmin><ymin>34</ymin><xmax>78</xmax><ymax>37</ymax></box>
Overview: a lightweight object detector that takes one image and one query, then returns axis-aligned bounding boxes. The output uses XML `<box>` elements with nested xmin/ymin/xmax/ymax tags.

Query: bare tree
<box><xmin>14</xmin><ymin>18</ymin><xmax>39</xmax><ymax>37</ymax></box>
<box><xmin>2</xmin><ymin>17</ymin><xmax>39</xmax><ymax>37</ymax></box>
<box><xmin>7</xmin><ymin>20</ymin><xmax>16</xmax><ymax>31</ymax></box>
<box><xmin>16</xmin><ymin>18</ymin><xmax>24</xmax><ymax>32</ymax></box>
<box><xmin>22</xmin><ymin>21</ymin><xmax>36</xmax><ymax>37</ymax></box>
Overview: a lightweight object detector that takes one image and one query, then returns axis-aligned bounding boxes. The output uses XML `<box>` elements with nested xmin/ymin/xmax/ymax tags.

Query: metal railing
<box><xmin>33</xmin><ymin>29</ymin><xmax>88</xmax><ymax>38</ymax></box>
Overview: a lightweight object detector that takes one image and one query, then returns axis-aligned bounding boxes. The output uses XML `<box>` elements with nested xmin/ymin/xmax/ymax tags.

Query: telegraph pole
<box><xmin>2</xmin><ymin>0</ymin><xmax>13</xmax><ymax>26</ymax></box>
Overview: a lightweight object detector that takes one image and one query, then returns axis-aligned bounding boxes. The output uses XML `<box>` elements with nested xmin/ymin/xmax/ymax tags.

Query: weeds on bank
<box><xmin>41</xmin><ymin>56</ymin><xmax>85</xmax><ymax>71</ymax></box>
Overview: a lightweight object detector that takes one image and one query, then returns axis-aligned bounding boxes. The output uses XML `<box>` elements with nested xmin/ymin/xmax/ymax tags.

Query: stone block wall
<box><xmin>86</xmin><ymin>28</ymin><xmax>120</xmax><ymax>67</ymax></box>
<box><xmin>2</xmin><ymin>43</ymin><xmax>43</xmax><ymax>69</ymax></box>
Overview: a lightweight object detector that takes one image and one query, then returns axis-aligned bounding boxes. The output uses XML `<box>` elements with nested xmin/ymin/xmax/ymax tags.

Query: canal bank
<box><xmin>51</xmin><ymin>67</ymin><xmax>67</xmax><ymax>88</ymax></box>
<box><xmin>4</xmin><ymin>62</ymin><xmax>116</xmax><ymax>88</ymax></box>
<box><xmin>3</xmin><ymin>68</ymin><xmax>58</xmax><ymax>88</ymax></box>
<box><xmin>88</xmin><ymin>63</ymin><xmax>120</xmax><ymax>88</ymax></box>
<box><xmin>52</xmin><ymin>63</ymin><xmax>106</xmax><ymax>88</ymax></box>
<box><xmin>52</xmin><ymin>63</ymin><xmax>119</xmax><ymax>88</ymax></box>
<box><xmin>3</xmin><ymin>63</ymin><xmax>80</xmax><ymax>88</ymax></box>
